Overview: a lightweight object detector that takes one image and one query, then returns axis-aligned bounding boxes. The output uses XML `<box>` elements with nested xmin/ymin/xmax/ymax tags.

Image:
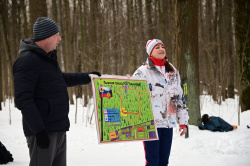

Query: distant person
<box><xmin>13</xmin><ymin>17</ymin><xmax>101</xmax><ymax>166</ymax></box>
<box><xmin>199</xmin><ymin>114</ymin><xmax>237</xmax><ymax>132</ymax></box>
<box><xmin>132</xmin><ymin>39</ymin><xmax>189</xmax><ymax>166</ymax></box>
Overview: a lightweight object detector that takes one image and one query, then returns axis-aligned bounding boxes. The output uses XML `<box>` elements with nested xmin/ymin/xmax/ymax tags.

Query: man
<box><xmin>13</xmin><ymin>17</ymin><xmax>101</xmax><ymax>166</ymax></box>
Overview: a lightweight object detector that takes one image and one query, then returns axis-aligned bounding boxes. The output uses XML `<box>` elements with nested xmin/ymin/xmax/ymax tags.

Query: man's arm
<box><xmin>62</xmin><ymin>73</ymin><xmax>91</xmax><ymax>87</ymax></box>
<box><xmin>62</xmin><ymin>71</ymin><xmax>101</xmax><ymax>87</ymax></box>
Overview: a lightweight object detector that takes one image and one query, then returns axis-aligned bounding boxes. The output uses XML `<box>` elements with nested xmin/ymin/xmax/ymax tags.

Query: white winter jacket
<box><xmin>133</xmin><ymin>58</ymin><xmax>189</xmax><ymax>128</ymax></box>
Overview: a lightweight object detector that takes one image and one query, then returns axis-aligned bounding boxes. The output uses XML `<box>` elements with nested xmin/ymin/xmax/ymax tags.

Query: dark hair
<box><xmin>201</xmin><ymin>114</ymin><xmax>210</xmax><ymax>124</ymax></box>
<box><xmin>165</xmin><ymin>57</ymin><xmax>175</xmax><ymax>73</ymax></box>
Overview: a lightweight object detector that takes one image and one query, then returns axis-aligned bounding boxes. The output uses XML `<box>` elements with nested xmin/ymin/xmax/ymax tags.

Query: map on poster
<box><xmin>90</xmin><ymin>75</ymin><xmax>158</xmax><ymax>143</ymax></box>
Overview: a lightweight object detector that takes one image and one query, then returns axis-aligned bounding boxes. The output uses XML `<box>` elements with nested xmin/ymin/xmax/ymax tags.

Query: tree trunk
<box><xmin>112</xmin><ymin>0</ymin><xmax>118</xmax><ymax>74</ymax></box>
<box><xmin>235</xmin><ymin>0</ymin><xmax>250</xmax><ymax>112</ymax></box>
<box><xmin>137</xmin><ymin>0</ymin><xmax>144</xmax><ymax>64</ymax></box>
<box><xmin>129</xmin><ymin>0</ymin><xmax>136</xmax><ymax>75</ymax></box>
<box><xmin>217</xmin><ymin>0</ymin><xmax>223</xmax><ymax>103</ymax></box>
<box><xmin>72</xmin><ymin>0</ymin><xmax>82</xmax><ymax>100</ymax></box>
<box><xmin>212</xmin><ymin>0</ymin><xmax>219</xmax><ymax>102</ymax></box>
<box><xmin>80</xmin><ymin>0</ymin><xmax>88</xmax><ymax>106</ymax></box>
<box><xmin>199</xmin><ymin>0</ymin><xmax>206</xmax><ymax>94</ymax></box>
<box><xmin>176</xmin><ymin>0</ymin><xmax>201</xmax><ymax>126</ymax></box>
<box><xmin>0</xmin><ymin>36</ymin><xmax>2</xmax><ymax>110</ymax></box>
<box><xmin>0</xmin><ymin>2</ymin><xmax>14</xmax><ymax>100</ymax></box>
<box><xmin>52</xmin><ymin>0</ymin><xmax>58</xmax><ymax>22</ymax></box>
<box><xmin>29</xmin><ymin>0</ymin><xmax>47</xmax><ymax>36</ymax></box>
<box><xmin>20</xmin><ymin>0</ymin><xmax>29</xmax><ymax>38</ymax></box>
<box><xmin>90</xmin><ymin>0</ymin><xmax>99</xmax><ymax>71</ymax></box>
<box><xmin>204</xmin><ymin>0</ymin><xmax>213</xmax><ymax>95</ymax></box>
<box><xmin>159</xmin><ymin>0</ymin><xmax>166</xmax><ymax>43</ymax></box>
<box><xmin>11</xmin><ymin>0</ymin><xmax>18</xmax><ymax>60</ymax></box>
<box><xmin>225</xmin><ymin>0</ymin><xmax>235</xmax><ymax>99</ymax></box>
<box><xmin>146</xmin><ymin>0</ymin><xmax>153</xmax><ymax>39</ymax></box>
<box><xmin>63</xmin><ymin>0</ymin><xmax>74</xmax><ymax>104</ymax></box>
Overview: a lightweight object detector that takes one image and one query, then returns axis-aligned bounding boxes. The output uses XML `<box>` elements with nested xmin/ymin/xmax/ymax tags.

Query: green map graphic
<box><xmin>92</xmin><ymin>77</ymin><xmax>158</xmax><ymax>143</ymax></box>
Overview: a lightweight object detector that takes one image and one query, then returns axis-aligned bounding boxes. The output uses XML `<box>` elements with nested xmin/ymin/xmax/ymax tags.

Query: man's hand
<box><xmin>179</xmin><ymin>125</ymin><xmax>187</xmax><ymax>136</ymax></box>
<box><xmin>89</xmin><ymin>71</ymin><xmax>101</xmax><ymax>77</ymax></box>
<box><xmin>36</xmin><ymin>129</ymin><xmax>50</xmax><ymax>149</ymax></box>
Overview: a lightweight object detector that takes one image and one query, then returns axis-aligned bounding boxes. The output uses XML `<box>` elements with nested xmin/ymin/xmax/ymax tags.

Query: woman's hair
<box><xmin>201</xmin><ymin>114</ymin><xmax>210</xmax><ymax>124</ymax></box>
<box><xmin>165</xmin><ymin>57</ymin><xmax>175</xmax><ymax>73</ymax></box>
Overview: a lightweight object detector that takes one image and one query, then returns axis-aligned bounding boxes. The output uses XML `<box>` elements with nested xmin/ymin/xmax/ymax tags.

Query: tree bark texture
<box><xmin>176</xmin><ymin>0</ymin><xmax>201</xmax><ymax>126</ymax></box>
<box><xmin>235</xmin><ymin>0</ymin><xmax>250</xmax><ymax>112</ymax></box>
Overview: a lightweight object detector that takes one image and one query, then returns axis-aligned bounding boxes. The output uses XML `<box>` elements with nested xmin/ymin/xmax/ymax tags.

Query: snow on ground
<box><xmin>0</xmin><ymin>95</ymin><xmax>250</xmax><ymax>166</ymax></box>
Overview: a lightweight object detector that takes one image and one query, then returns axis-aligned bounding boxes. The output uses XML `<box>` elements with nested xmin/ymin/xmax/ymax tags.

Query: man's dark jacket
<box><xmin>198</xmin><ymin>116</ymin><xmax>234</xmax><ymax>132</ymax></box>
<box><xmin>13</xmin><ymin>39</ymin><xmax>91</xmax><ymax>136</ymax></box>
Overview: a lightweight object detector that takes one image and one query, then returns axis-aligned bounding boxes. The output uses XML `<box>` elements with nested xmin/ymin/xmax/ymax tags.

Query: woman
<box><xmin>132</xmin><ymin>39</ymin><xmax>189</xmax><ymax>166</ymax></box>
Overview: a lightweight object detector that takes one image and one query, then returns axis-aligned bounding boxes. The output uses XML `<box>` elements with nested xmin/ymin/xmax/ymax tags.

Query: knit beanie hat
<box><xmin>146</xmin><ymin>39</ymin><xmax>164</xmax><ymax>56</ymax></box>
<box><xmin>33</xmin><ymin>17</ymin><xmax>59</xmax><ymax>41</ymax></box>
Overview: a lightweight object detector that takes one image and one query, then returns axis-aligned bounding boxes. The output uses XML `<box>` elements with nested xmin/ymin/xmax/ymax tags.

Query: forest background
<box><xmin>0</xmin><ymin>0</ymin><xmax>249</xmax><ymax>126</ymax></box>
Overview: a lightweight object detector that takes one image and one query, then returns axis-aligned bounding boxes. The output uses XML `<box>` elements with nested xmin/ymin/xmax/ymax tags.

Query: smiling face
<box><xmin>151</xmin><ymin>44</ymin><xmax>166</xmax><ymax>59</ymax></box>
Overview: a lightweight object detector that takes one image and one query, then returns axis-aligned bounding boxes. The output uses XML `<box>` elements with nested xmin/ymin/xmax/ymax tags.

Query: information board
<box><xmin>91</xmin><ymin>75</ymin><xmax>158</xmax><ymax>143</ymax></box>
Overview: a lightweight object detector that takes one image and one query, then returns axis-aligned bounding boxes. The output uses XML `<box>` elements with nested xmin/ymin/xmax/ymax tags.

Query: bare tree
<box><xmin>0</xmin><ymin>30</ymin><xmax>2</xmax><ymax>110</ymax></box>
<box><xmin>235</xmin><ymin>0</ymin><xmax>250</xmax><ymax>112</ymax></box>
<box><xmin>0</xmin><ymin>0</ymin><xmax>14</xmax><ymax>99</ymax></box>
<box><xmin>225</xmin><ymin>0</ymin><xmax>235</xmax><ymax>99</ymax></box>
<box><xmin>176</xmin><ymin>0</ymin><xmax>201</xmax><ymax>126</ymax></box>
<box><xmin>29</xmin><ymin>0</ymin><xmax>48</xmax><ymax>36</ymax></box>
<box><xmin>20</xmin><ymin>0</ymin><xmax>29</xmax><ymax>38</ymax></box>
<box><xmin>146</xmin><ymin>0</ymin><xmax>154</xmax><ymax>39</ymax></box>
<box><xmin>129</xmin><ymin>0</ymin><xmax>136</xmax><ymax>75</ymax></box>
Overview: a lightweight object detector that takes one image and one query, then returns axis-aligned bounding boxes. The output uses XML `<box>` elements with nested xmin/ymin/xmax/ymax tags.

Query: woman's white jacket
<box><xmin>133</xmin><ymin>58</ymin><xmax>189</xmax><ymax>128</ymax></box>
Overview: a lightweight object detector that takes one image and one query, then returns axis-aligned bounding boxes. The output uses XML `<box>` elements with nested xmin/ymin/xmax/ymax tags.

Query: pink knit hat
<box><xmin>146</xmin><ymin>39</ymin><xmax>164</xmax><ymax>56</ymax></box>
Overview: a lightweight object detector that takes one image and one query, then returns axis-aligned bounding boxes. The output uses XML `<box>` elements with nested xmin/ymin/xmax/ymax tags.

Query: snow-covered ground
<box><xmin>0</xmin><ymin>95</ymin><xmax>249</xmax><ymax>166</ymax></box>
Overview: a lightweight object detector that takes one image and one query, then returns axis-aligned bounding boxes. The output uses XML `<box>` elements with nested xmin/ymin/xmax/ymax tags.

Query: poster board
<box><xmin>90</xmin><ymin>75</ymin><xmax>158</xmax><ymax>143</ymax></box>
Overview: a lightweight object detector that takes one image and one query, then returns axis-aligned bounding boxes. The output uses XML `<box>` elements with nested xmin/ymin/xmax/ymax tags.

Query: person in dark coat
<box><xmin>198</xmin><ymin>114</ymin><xmax>234</xmax><ymax>132</ymax></box>
<box><xmin>13</xmin><ymin>17</ymin><xmax>101</xmax><ymax>166</ymax></box>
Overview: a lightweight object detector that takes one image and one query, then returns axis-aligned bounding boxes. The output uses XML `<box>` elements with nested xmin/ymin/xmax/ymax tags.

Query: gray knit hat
<box><xmin>33</xmin><ymin>17</ymin><xmax>59</xmax><ymax>41</ymax></box>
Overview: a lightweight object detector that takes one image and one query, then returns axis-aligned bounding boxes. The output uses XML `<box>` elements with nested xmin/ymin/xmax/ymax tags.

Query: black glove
<box><xmin>89</xmin><ymin>71</ymin><xmax>101</xmax><ymax>77</ymax></box>
<box><xmin>35</xmin><ymin>130</ymin><xmax>50</xmax><ymax>149</ymax></box>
